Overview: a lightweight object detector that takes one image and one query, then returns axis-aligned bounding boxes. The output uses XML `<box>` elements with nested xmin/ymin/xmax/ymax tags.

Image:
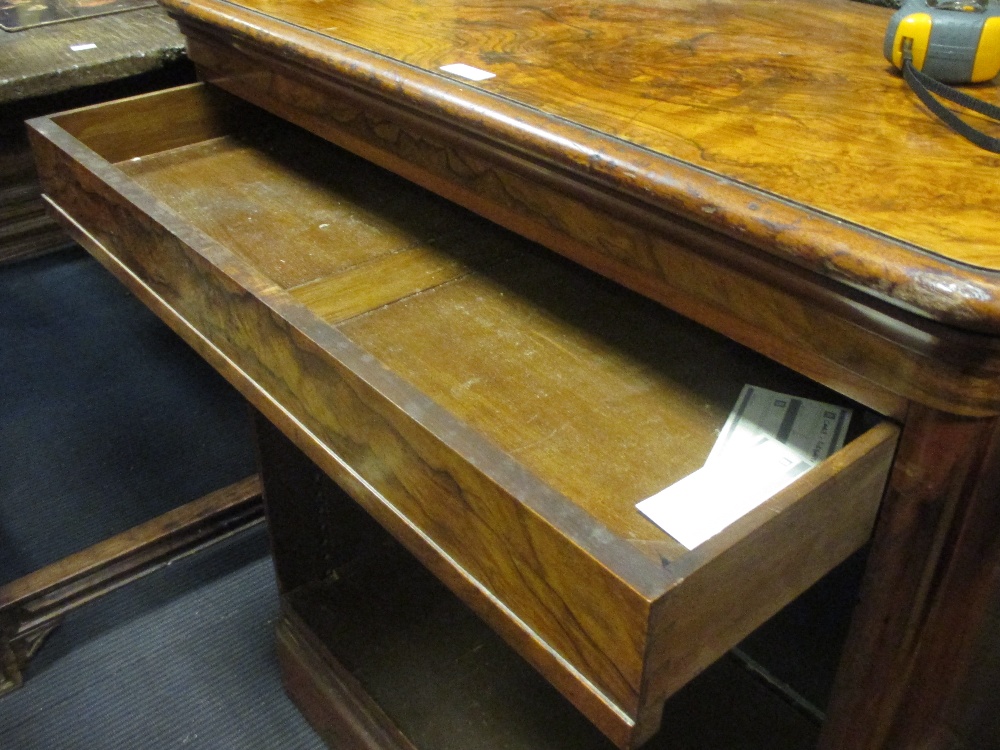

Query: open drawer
<box><xmin>28</xmin><ymin>83</ymin><xmax>899</xmax><ymax>749</ymax></box>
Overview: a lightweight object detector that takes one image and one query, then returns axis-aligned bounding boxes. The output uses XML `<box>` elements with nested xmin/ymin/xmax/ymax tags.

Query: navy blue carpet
<box><xmin>0</xmin><ymin>248</ymin><xmax>323</xmax><ymax>749</ymax></box>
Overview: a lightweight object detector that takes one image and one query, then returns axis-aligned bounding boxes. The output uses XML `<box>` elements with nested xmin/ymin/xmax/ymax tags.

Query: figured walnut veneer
<box><xmin>28</xmin><ymin>84</ymin><xmax>897</xmax><ymax>747</ymax></box>
<box><xmin>30</xmin><ymin>0</ymin><xmax>1000</xmax><ymax>746</ymax></box>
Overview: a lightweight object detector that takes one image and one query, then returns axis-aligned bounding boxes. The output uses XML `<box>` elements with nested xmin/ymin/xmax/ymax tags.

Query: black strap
<box><xmin>902</xmin><ymin>50</ymin><xmax>1000</xmax><ymax>152</ymax></box>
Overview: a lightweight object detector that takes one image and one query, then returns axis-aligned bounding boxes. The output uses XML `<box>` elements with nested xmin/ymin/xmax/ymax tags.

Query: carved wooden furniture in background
<box><xmin>0</xmin><ymin>476</ymin><xmax>263</xmax><ymax>694</ymax></box>
<box><xmin>26</xmin><ymin>0</ymin><xmax>1000</xmax><ymax>747</ymax></box>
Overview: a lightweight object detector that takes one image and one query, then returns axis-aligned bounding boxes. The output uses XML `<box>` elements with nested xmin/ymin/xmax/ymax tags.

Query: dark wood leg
<box><xmin>932</xmin><ymin>591</ymin><xmax>1000</xmax><ymax>748</ymax></box>
<box><xmin>253</xmin><ymin>411</ymin><xmax>413</xmax><ymax>748</ymax></box>
<box><xmin>252</xmin><ymin>410</ymin><xmax>388</xmax><ymax>595</ymax></box>
<box><xmin>0</xmin><ymin>618</ymin><xmax>58</xmax><ymax>695</ymax></box>
<box><xmin>819</xmin><ymin>405</ymin><xmax>1000</xmax><ymax>750</ymax></box>
<box><xmin>0</xmin><ymin>474</ymin><xmax>263</xmax><ymax>696</ymax></box>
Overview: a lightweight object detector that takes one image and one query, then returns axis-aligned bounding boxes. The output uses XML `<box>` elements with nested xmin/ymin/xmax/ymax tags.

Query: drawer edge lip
<box><xmin>162</xmin><ymin>0</ymin><xmax>1000</xmax><ymax>335</ymax></box>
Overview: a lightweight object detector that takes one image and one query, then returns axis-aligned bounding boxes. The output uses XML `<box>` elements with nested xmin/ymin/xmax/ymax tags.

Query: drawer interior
<box><xmin>51</xmin><ymin>84</ymin><xmax>875</xmax><ymax>565</ymax></box>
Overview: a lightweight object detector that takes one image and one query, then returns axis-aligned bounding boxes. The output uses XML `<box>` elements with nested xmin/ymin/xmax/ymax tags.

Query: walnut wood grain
<box><xmin>162</xmin><ymin>0</ymin><xmax>1000</xmax><ymax>335</ymax></box>
<box><xmin>934</xmin><ymin>589</ymin><xmax>1000</xmax><ymax>748</ymax></box>
<box><xmin>819</xmin><ymin>408</ymin><xmax>1000</xmax><ymax>750</ymax></box>
<box><xmin>27</xmin><ymin>86</ymin><xmax>897</xmax><ymax>747</ymax></box>
<box><xmin>158</xmin><ymin>21</ymin><xmax>1000</xmax><ymax>419</ymax></box>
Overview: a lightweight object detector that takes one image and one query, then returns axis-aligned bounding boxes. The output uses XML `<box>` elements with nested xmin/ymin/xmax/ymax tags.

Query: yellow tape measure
<box><xmin>884</xmin><ymin>0</ymin><xmax>1000</xmax><ymax>83</ymax></box>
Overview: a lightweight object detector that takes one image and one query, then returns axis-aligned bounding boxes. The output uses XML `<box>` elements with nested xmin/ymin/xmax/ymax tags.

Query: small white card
<box><xmin>637</xmin><ymin>385</ymin><xmax>852</xmax><ymax>549</ymax></box>
<box><xmin>440</xmin><ymin>63</ymin><xmax>496</xmax><ymax>81</ymax></box>
<box><xmin>637</xmin><ymin>435</ymin><xmax>811</xmax><ymax>550</ymax></box>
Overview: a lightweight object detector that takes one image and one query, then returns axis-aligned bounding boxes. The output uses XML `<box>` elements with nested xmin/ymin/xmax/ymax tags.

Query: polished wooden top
<box><xmin>164</xmin><ymin>0</ymin><xmax>1000</xmax><ymax>330</ymax></box>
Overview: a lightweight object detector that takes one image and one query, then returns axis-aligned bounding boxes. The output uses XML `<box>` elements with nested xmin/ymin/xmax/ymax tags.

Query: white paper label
<box><xmin>440</xmin><ymin>63</ymin><xmax>496</xmax><ymax>81</ymax></box>
<box><xmin>707</xmin><ymin>385</ymin><xmax>851</xmax><ymax>467</ymax></box>
<box><xmin>637</xmin><ymin>385</ymin><xmax>852</xmax><ymax>549</ymax></box>
<box><xmin>70</xmin><ymin>43</ymin><xmax>98</xmax><ymax>52</ymax></box>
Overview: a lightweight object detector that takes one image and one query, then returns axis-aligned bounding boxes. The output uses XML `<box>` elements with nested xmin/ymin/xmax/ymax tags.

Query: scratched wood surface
<box><xmin>162</xmin><ymin>0</ymin><xmax>1000</xmax><ymax>326</ymax></box>
<box><xmin>115</xmin><ymin>107</ymin><xmax>875</xmax><ymax>559</ymax></box>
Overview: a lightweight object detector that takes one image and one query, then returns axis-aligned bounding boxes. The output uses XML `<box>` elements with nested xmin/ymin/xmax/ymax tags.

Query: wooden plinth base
<box><xmin>273</xmin><ymin>540</ymin><xmax>821</xmax><ymax>750</ymax></box>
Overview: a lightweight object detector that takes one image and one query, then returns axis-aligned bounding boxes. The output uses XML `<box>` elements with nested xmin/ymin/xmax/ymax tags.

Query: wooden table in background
<box><xmin>0</xmin><ymin>6</ymin><xmax>268</xmax><ymax>699</ymax></box>
<box><xmin>0</xmin><ymin>5</ymin><xmax>191</xmax><ymax>264</ymax></box>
